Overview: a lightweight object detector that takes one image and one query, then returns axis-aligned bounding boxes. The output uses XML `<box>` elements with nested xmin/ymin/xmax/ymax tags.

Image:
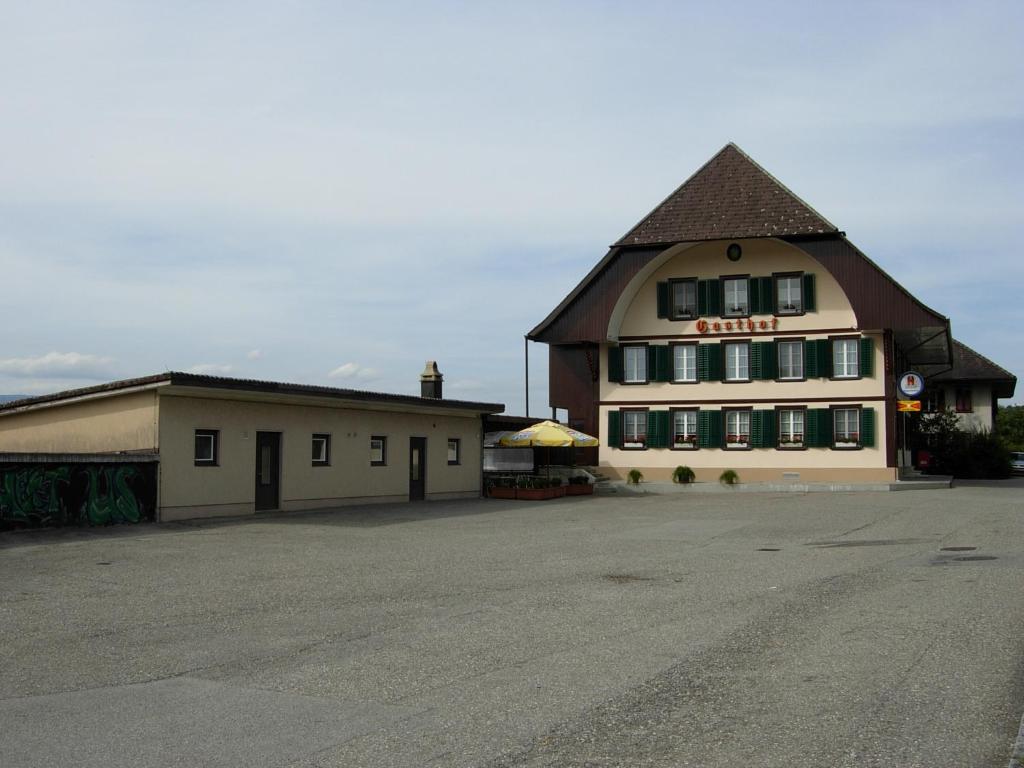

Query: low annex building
<box><xmin>0</xmin><ymin>366</ymin><xmax>503</xmax><ymax>522</ymax></box>
<box><xmin>530</xmin><ymin>144</ymin><xmax>1016</xmax><ymax>483</ymax></box>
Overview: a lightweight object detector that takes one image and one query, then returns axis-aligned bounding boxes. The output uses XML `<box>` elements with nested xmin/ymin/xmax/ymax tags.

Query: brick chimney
<box><xmin>420</xmin><ymin>361</ymin><xmax>443</xmax><ymax>399</ymax></box>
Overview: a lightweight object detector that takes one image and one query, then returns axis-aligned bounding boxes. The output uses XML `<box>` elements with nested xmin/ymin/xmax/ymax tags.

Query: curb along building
<box><xmin>0</xmin><ymin>368</ymin><xmax>503</xmax><ymax>523</ymax></box>
<box><xmin>530</xmin><ymin>144</ymin><xmax>1016</xmax><ymax>483</ymax></box>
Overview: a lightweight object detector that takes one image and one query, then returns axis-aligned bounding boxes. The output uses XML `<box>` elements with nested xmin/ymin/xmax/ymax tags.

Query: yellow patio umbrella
<box><xmin>499</xmin><ymin>421</ymin><xmax>599</xmax><ymax>476</ymax></box>
<box><xmin>498</xmin><ymin>420</ymin><xmax>599</xmax><ymax>448</ymax></box>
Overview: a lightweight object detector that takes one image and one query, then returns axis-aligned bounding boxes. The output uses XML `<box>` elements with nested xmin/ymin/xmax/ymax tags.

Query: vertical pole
<box><xmin>524</xmin><ymin>335</ymin><xmax>529</xmax><ymax>418</ymax></box>
<box><xmin>902</xmin><ymin>411</ymin><xmax>907</xmax><ymax>470</ymax></box>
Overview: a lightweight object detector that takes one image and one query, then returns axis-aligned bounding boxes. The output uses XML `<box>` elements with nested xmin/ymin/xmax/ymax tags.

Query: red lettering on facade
<box><xmin>696</xmin><ymin>319</ymin><xmax>709</xmax><ymax>333</ymax></box>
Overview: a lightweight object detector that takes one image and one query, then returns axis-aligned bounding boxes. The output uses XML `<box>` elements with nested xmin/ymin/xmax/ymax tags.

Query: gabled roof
<box><xmin>927</xmin><ymin>340</ymin><xmax>1017</xmax><ymax>398</ymax></box>
<box><xmin>615</xmin><ymin>143</ymin><xmax>838</xmax><ymax>246</ymax></box>
<box><xmin>0</xmin><ymin>372</ymin><xmax>504</xmax><ymax>416</ymax></box>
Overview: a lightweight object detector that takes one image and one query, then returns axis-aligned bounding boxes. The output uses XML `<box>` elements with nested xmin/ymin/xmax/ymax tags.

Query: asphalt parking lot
<box><xmin>3</xmin><ymin>481</ymin><xmax>1024</xmax><ymax>767</ymax></box>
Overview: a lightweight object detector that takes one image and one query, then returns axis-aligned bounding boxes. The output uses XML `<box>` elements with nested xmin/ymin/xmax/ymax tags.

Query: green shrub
<box><xmin>719</xmin><ymin>469</ymin><xmax>739</xmax><ymax>486</ymax></box>
<box><xmin>568</xmin><ymin>475</ymin><xmax>589</xmax><ymax>486</ymax></box>
<box><xmin>672</xmin><ymin>465</ymin><xmax>695</xmax><ymax>484</ymax></box>
<box><xmin>626</xmin><ymin>468</ymin><xmax>643</xmax><ymax>485</ymax></box>
<box><xmin>920</xmin><ymin>413</ymin><xmax>1011</xmax><ymax>478</ymax></box>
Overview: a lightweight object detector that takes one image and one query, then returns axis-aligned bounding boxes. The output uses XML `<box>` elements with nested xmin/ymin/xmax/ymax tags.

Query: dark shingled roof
<box><xmin>929</xmin><ymin>340</ymin><xmax>1017</xmax><ymax>398</ymax></box>
<box><xmin>0</xmin><ymin>372</ymin><xmax>505</xmax><ymax>415</ymax></box>
<box><xmin>615</xmin><ymin>143</ymin><xmax>838</xmax><ymax>246</ymax></box>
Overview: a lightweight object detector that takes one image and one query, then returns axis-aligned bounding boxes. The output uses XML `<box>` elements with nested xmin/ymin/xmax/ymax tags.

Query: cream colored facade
<box><xmin>600</xmin><ymin>238</ymin><xmax>893</xmax><ymax>483</ymax></box>
<box><xmin>0</xmin><ymin>379</ymin><xmax>495</xmax><ymax>522</ymax></box>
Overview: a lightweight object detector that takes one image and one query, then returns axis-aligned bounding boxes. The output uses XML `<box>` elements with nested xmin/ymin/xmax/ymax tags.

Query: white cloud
<box><xmin>0</xmin><ymin>351</ymin><xmax>115</xmax><ymax>379</ymax></box>
<box><xmin>328</xmin><ymin>362</ymin><xmax>378</xmax><ymax>380</ymax></box>
<box><xmin>186</xmin><ymin>363</ymin><xmax>234</xmax><ymax>375</ymax></box>
<box><xmin>246</xmin><ymin>349</ymin><xmax>264</xmax><ymax>360</ymax></box>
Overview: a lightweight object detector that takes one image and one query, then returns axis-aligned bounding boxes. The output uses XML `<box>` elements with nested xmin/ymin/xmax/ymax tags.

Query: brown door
<box><xmin>409</xmin><ymin>437</ymin><xmax>426</xmax><ymax>501</ymax></box>
<box><xmin>255</xmin><ymin>432</ymin><xmax>281</xmax><ymax>511</ymax></box>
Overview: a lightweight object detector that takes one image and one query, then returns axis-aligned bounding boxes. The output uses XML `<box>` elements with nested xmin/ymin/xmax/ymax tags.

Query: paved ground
<box><xmin>2</xmin><ymin>481</ymin><xmax>1023</xmax><ymax>767</ymax></box>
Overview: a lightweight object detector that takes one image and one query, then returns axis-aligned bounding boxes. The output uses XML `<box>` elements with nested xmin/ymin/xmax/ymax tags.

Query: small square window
<box><xmin>670</xmin><ymin>279</ymin><xmax>698</xmax><ymax>319</ymax></box>
<box><xmin>447</xmin><ymin>438</ymin><xmax>461</xmax><ymax>465</ymax></box>
<box><xmin>370</xmin><ymin>436</ymin><xmax>387</xmax><ymax>466</ymax></box>
<box><xmin>194</xmin><ymin>429</ymin><xmax>219</xmax><ymax>466</ymax></box>
<box><xmin>312</xmin><ymin>433</ymin><xmax>330</xmax><ymax>466</ymax></box>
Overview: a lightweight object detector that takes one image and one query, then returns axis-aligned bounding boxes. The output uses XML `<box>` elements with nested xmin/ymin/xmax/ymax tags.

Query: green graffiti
<box><xmin>0</xmin><ymin>464</ymin><xmax>151</xmax><ymax>528</ymax></box>
<box><xmin>80</xmin><ymin>466</ymin><xmax>141</xmax><ymax>526</ymax></box>
<box><xmin>0</xmin><ymin>466</ymin><xmax>71</xmax><ymax>525</ymax></box>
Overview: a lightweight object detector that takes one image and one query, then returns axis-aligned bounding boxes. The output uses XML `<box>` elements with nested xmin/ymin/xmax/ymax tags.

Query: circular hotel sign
<box><xmin>898</xmin><ymin>371</ymin><xmax>925</xmax><ymax>398</ymax></box>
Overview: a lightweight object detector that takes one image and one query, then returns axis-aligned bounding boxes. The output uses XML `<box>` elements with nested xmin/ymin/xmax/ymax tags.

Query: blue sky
<box><xmin>2</xmin><ymin>1</ymin><xmax>1022</xmax><ymax>412</ymax></box>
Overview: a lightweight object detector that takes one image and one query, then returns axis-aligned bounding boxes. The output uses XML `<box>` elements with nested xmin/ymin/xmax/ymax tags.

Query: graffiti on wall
<box><xmin>0</xmin><ymin>464</ymin><xmax>156</xmax><ymax>528</ymax></box>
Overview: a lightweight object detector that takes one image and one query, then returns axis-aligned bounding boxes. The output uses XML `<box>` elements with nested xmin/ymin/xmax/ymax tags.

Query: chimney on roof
<box><xmin>420</xmin><ymin>361</ymin><xmax>443</xmax><ymax>399</ymax></box>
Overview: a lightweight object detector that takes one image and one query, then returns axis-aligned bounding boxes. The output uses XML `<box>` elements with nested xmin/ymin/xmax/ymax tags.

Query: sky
<box><xmin>1</xmin><ymin>0</ymin><xmax>1022</xmax><ymax>414</ymax></box>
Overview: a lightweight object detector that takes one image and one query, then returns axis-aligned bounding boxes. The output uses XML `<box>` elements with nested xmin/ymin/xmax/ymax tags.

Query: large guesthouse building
<box><xmin>530</xmin><ymin>144</ymin><xmax>1015</xmax><ymax>484</ymax></box>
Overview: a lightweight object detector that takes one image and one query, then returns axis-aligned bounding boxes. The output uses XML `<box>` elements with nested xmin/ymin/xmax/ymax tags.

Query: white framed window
<box><xmin>370</xmin><ymin>435</ymin><xmax>387</xmax><ymax>466</ymax></box>
<box><xmin>622</xmin><ymin>410</ymin><xmax>647</xmax><ymax>449</ymax></box>
<box><xmin>670</xmin><ymin>279</ymin><xmax>698</xmax><ymax>319</ymax></box>
<box><xmin>725</xmin><ymin>410</ymin><xmax>751</xmax><ymax>449</ymax></box>
<box><xmin>623</xmin><ymin>345</ymin><xmax>648</xmax><ymax>383</ymax></box>
<box><xmin>447</xmin><ymin>438</ymin><xmax>461</xmax><ymax>465</ymax></box>
<box><xmin>778</xmin><ymin>410</ymin><xmax>804</xmax><ymax>448</ymax></box>
<box><xmin>834</xmin><ymin>409</ymin><xmax>860</xmax><ymax>448</ymax></box>
<box><xmin>194</xmin><ymin>429</ymin><xmax>218</xmax><ymax>466</ymax></box>
<box><xmin>672</xmin><ymin>410</ymin><xmax>698</xmax><ymax>448</ymax></box>
<box><xmin>723</xmin><ymin>277</ymin><xmax>749</xmax><ymax>317</ymax></box>
<box><xmin>672</xmin><ymin>344</ymin><xmax>697</xmax><ymax>383</ymax></box>
<box><xmin>778</xmin><ymin>340</ymin><xmax>804</xmax><ymax>380</ymax></box>
<box><xmin>724</xmin><ymin>342</ymin><xmax>750</xmax><ymax>382</ymax></box>
<box><xmin>312</xmin><ymin>433</ymin><xmax>330</xmax><ymax>466</ymax></box>
<box><xmin>833</xmin><ymin>339</ymin><xmax>859</xmax><ymax>378</ymax></box>
<box><xmin>775</xmin><ymin>275</ymin><xmax>803</xmax><ymax>314</ymax></box>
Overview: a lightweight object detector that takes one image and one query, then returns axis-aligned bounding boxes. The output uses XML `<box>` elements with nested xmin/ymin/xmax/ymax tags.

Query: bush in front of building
<box><xmin>919</xmin><ymin>411</ymin><xmax>1011</xmax><ymax>478</ymax></box>
<box><xmin>719</xmin><ymin>469</ymin><xmax>740</xmax><ymax>486</ymax></box>
<box><xmin>672</xmin><ymin>466</ymin><xmax>696</xmax><ymax>484</ymax></box>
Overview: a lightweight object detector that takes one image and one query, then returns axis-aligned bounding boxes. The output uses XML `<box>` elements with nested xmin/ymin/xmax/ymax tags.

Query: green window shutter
<box><xmin>860</xmin><ymin>337</ymin><xmax>874</xmax><ymax>377</ymax></box>
<box><xmin>751</xmin><ymin>341</ymin><xmax>776</xmax><ymax>380</ymax></box>
<box><xmin>803</xmin><ymin>273</ymin><xmax>816</xmax><ymax>312</ymax></box>
<box><xmin>806</xmin><ymin>408</ymin><xmax>834</xmax><ymax>448</ymax></box>
<box><xmin>647</xmin><ymin>410</ymin><xmax>671</xmax><ymax>449</ymax></box>
<box><xmin>608</xmin><ymin>346</ymin><xmax>623</xmax><ymax>383</ymax></box>
<box><xmin>751</xmin><ymin>410</ymin><xmax>776</xmax><ymax>448</ymax></box>
<box><xmin>656</xmin><ymin>282</ymin><xmax>669</xmax><ymax>319</ymax></box>
<box><xmin>804</xmin><ymin>339</ymin><xmax>818</xmax><ymax>378</ymax></box>
<box><xmin>698</xmin><ymin>410</ymin><xmax>722</xmax><ymax>449</ymax></box>
<box><xmin>607</xmin><ymin>410</ymin><xmax>621</xmax><ymax>449</ymax></box>
<box><xmin>650</xmin><ymin>345</ymin><xmax>671</xmax><ymax>383</ymax></box>
<box><xmin>860</xmin><ymin>408</ymin><xmax>875</xmax><ymax>447</ymax></box>
<box><xmin>698</xmin><ymin>343</ymin><xmax>722</xmax><ymax>382</ymax></box>
<box><xmin>751</xmin><ymin>276</ymin><xmax>772</xmax><ymax>314</ymax></box>
<box><xmin>698</xmin><ymin>278</ymin><xmax>721</xmax><ymax>316</ymax></box>
<box><xmin>817</xmin><ymin>339</ymin><xmax>832</xmax><ymax>378</ymax></box>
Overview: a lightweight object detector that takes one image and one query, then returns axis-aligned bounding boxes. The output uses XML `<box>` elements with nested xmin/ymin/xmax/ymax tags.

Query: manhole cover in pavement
<box><xmin>604</xmin><ymin>574</ymin><xmax>655</xmax><ymax>583</ymax></box>
<box><xmin>940</xmin><ymin>546</ymin><xmax>976</xmax><ymax>552</ymax></box>
<box><xmin>953</xmin><ymin>555</ymin><xmax>997</xmax><ymax>562</ymax></box>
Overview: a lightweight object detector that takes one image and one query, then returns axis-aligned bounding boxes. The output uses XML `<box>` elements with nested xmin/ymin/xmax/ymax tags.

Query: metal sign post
<box><xmin>897</xmin><ymin>372</ymin><xmax>925</xmax><ymax>469</ymax></box>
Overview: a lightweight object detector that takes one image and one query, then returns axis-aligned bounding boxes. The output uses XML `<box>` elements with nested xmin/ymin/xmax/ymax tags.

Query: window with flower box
<box><xmin>833</xmin><ymin>408</ymin><xmax>861</xmax><ymax>448</ymax></box>
<box><xmin>622</xmin><ymin>410</ymin><xmax>647</xmax><ymax>449</ymax></box>
<box><xmin>778</xmin><ymin>409</ymin><xmax>805</xmax><ymax>449</ymax></box>
<box><xmin>671</xmin><ymin>409</ymin><xmax>698</xmax><ymax>449</ymax></box>
<box><xmin>724</xmin><ymin>410</ymin><xmax>751</xmax><ymax>449</ymax></box>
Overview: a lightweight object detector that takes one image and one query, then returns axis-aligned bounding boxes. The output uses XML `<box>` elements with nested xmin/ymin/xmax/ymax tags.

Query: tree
<box><xmin>997</xmin><ymin>405</ymin><xmax>1024</xmax><ymax>451</ymax></box>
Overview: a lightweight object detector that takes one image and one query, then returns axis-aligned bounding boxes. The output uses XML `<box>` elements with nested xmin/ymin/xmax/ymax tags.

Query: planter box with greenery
<box><xmin>565</xmin><ymin>477</ymin><xmax>594</xmax><ymax>495</ymax></box>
